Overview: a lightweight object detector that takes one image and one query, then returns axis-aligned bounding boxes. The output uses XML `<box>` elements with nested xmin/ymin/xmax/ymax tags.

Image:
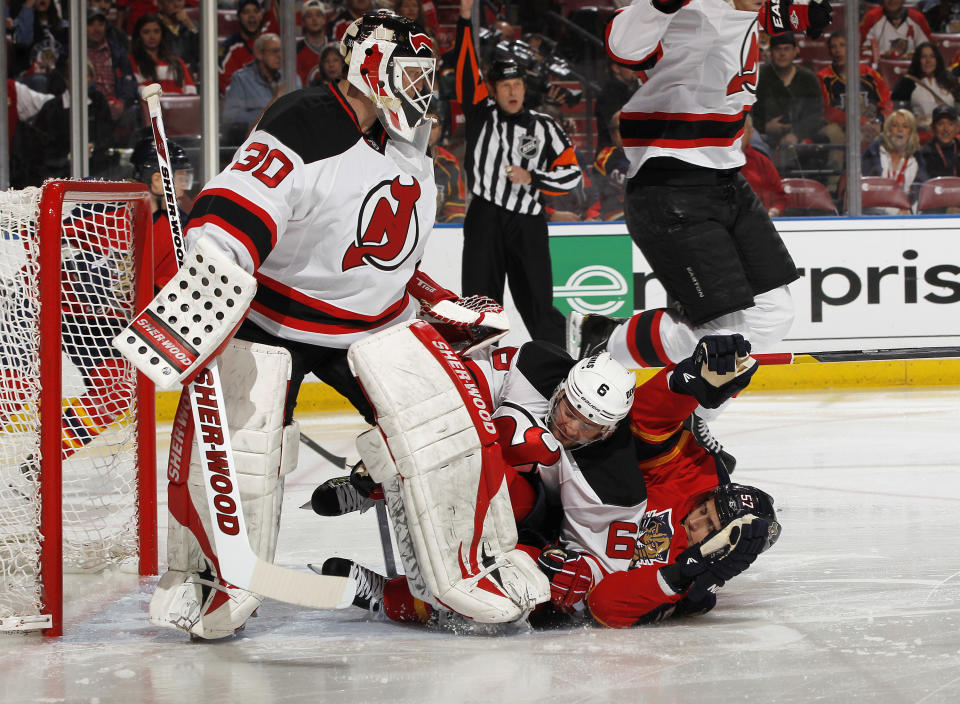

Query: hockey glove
<box><xmin>660</xmin><ymin>515</ymin><xmax>769</xmax><ymax>594</ymax></box>
<box><xmin>537</xmin><ymin>545</ymin><xmax>594</xmax><ymax>613</ymax></box>
<box><xmin>668</xmin><ymin>334</ymin><xmax>758</xmax><ymax>408</ymax></box>
<box><xmin>763</xmin><ymin>0</ymin><xmax>833</xmax><ymax>40</ymax></box>
<box><xmin>651</xmin><ymin>0</ymin><xmax>691</xmax><ymax>14</ymax></box>
<box><xmin>406</xmin><ymin>270</ymin><xmax>510</xmax><ymax>355</ymax></box>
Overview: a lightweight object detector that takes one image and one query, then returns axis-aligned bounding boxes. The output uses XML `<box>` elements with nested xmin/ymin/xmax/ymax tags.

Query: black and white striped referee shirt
<box><xmin>454</xmin><ymin>18</ymin><xmax>582</xmax><ymax>216</ymax></box>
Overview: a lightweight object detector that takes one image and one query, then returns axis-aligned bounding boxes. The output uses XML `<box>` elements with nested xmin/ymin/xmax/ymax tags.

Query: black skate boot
<box><xmin>320</xmin><ymin>557</ymin><xmax>387</xmax><ymax>613</ymax></box>
<box><xmin>567</xmin><ymin>312</ymin><xmax>626</xmax><ymax>359</ymax></box>
<box><xmin>310</xmin><ymin>462</ymin><xmax>384</xmax><ymax>516</ymax></box>
<box><xmin>684</xmin><ymin>413</ymin><xmax>736</xmax><ymax>480</ymax></box>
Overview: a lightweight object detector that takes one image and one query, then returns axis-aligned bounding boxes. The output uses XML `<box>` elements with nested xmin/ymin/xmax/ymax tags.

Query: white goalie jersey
<box><xmin>185</xmin><ymin>82</ymin><xmax>438</xmax><ymax>349</ymax></box>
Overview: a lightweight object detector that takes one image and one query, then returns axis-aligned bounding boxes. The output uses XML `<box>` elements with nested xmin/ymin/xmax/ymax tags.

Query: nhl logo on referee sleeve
<box><xmin>516</xmin><ymin>134</ymin><xmax>541</xmax><ymax>161</ymax></box>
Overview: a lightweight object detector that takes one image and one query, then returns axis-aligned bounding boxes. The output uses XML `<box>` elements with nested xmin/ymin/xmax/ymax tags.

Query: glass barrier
<box><xmin>5</xmin><ymin>1</ymin><xmax>959</xmax><ymax>218</ymax></box>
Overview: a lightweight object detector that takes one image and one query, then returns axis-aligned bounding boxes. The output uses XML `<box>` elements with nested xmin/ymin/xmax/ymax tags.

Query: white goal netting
<box><xmin>0</xmin><ymin>184</ymin><xmax>155</xmax><ymax>633</ymax></box>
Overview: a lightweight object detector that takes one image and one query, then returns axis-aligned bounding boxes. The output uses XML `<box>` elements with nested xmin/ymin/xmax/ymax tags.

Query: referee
<box><xmin>455</xmin><ymin>0</ymin><xmax>582</xmax><ymax>347</ymax></box>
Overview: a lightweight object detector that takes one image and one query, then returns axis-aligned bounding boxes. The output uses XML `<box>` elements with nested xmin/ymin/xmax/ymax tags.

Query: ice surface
<box><xmin>2</xmin><ymin>388</ymin><xmax>959</xmax><ymax>703</ymax></box>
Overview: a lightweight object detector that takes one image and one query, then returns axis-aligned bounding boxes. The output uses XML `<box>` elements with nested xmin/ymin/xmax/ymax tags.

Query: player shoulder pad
<box><xmin>511</xmin><ymin>341</ymin><xmax>576</xmax><ymax>401</ymax></box>
<box><xmin>255</xmin><ymin>84</ymin><xmax>382</xmax><ymax>163</ymax></box>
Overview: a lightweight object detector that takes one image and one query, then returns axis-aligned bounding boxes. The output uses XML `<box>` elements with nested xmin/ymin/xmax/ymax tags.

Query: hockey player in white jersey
<box><xmin>115</xmin><ymin>10</ymin><xmax>508</xmax><ymax>639</ymax></box>
<box><xmin>568</xmin><ymin>0</ymin><xmax>832</xmax><ymax>473</ymax></box>
<box><xmin>312</xmin><ymin>336</ymin><xmax>645</xmax><ymax>624</ymax></box>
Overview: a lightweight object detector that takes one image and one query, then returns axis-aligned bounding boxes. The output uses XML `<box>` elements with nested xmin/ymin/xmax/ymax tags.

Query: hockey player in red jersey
<box><xmin>314</xmin><ymin>326</ymin><xmax>776</xmax><ymax>629</ymax></box>
<box><xmin>541</xmin><ymin>338</ymin><xmax>780</xmax><ymax>628</ymax></box>
<box><xmin>568</xmin><ymin>0</ymin><xmax>833</xmax><ymax>475</ymax></box>
<box><xmin>116</xmin><ymin>10</ymin><xmax>507</xmax><ymax>640</ymax></box>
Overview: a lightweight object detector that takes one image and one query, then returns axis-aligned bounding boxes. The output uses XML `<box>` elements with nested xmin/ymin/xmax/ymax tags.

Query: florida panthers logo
<box><xmin>726</xmin><ymin>19</ymin><xmax>759</xmax><ymax>96</ymax></box>
<box><xmin>630</xmin><ymin>509</ymin><xmax>674</xmax><ymax>567</ymax></box>
<box><xmin>342</xmin><ymin>176</ymin><xmax>421</xmax><ymax>271</ymax></box>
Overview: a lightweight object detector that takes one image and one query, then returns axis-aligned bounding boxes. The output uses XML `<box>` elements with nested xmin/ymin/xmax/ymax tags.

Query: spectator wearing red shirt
<box><xmin>219</xmin><ymin>0</ymin><xmax>267</xmax><ymax>95</ymax></box>
<box><xmin>740</xmin><ymin>116</ymin><xmax>787</xmax><ymax>218</ymax></box>
<box><xmin>860</xmin><ymin>0</ymin><xmax>933</xmax><ymax>60</ymax></box>
<box><xmin>295</xmin><ymin>0</ymin><xmax>332</xmax><ymax>86</ymax></box>
<box><xmin>331</xmin><ymin>0</ymin><xmax>373</xmax><ymax>41</ymax></box>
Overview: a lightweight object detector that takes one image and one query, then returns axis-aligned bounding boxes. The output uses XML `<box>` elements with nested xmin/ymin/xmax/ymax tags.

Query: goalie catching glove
<box><xmin>668</xmin><ymin>334</ymin><xmax>758</xmax><ymax>408</ymax></box>
<box><xmin>407</xmin><ymin>270</ymin><xmax>509</xmax><ymax>355</ymax></box>
<box><xmin>537</xmin><ymin>545</ymin><xmax>594</xmax><ymax>613</ymax></box>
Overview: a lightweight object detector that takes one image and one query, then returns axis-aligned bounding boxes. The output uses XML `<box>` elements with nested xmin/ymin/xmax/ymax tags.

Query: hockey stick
<box><xmin>142</xmin><ymin>84</ymin><xmax>354</xmax><ymax>609</ymax></box>
<box><xmin>298</xmin><ymin>430</ymin><xmax>398</xmax><ymax>577</ymax></box>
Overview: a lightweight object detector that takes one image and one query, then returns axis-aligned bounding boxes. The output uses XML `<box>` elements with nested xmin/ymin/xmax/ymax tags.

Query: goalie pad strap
<box><xmin>113</xmin><ymin>234</ymin><xmax>257</xmax><ymax>390</ymax></box>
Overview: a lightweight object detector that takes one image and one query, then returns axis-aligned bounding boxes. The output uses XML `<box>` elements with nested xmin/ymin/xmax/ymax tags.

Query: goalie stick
<box><xmin>141</xmin><ymin>83</ymin><xmax>354</xmax><ymax>609</ymax></box>
<box><xmin>298</xmin><ymin>432</ymin><xmax>398</xmax><ymax>578</ymax></box>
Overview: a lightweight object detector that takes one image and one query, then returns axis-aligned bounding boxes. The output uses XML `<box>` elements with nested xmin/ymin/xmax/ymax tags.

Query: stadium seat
<box><xmin>916</xmin><ymin>176</ymin><xmax>960</xmax><ymax>212</ymax></box>
<box><xmin>219</xmin><ymin>9</ymin><xmax>240</xmax><ymax>37</ymax></box>
<box><xmin>932</xmin><ymin>33</ymin><xmax>960</xmax><ymax>65</ymax></box>
<box><xmin>140</xmin><ymin>95</ymin><xmax>202</xmax><ymax>140</ymax></box>
<box><xmin>796</xmin><ymin>36</ymin><xmax>830</xmax><ymax>63</ymax></box>
<box><xmin>877</xmin><ymin>59</ymin><xmax>911</xmax><ymax>91</ymax></box>
<box><xmin>860</xmin><ymin>176</ymin><xmax>912</xmax><ymax>212</ymax></box>
<box><xmin>781</xmin><ymin>178</ymin><xmax>838</xmax><ymax>215</ymax></box>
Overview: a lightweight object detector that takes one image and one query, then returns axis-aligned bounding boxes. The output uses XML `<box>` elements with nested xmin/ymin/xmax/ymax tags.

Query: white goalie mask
<box><xmin>340</xmin><ymin>10</ymin><xmax>436</xmax><ymax>143</ymax></box>
<box><xmin>548</xmin><ymin>353</ymin><xmax>636</xmax><ymax>447</ymax></box>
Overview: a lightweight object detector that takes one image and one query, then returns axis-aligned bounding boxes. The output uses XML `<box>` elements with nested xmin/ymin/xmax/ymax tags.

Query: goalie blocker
<box><xmin>347</xmin><ymin>320</ymin><xmax>550</xmax><ymax>623</ymax></box>
<box><xmin>112</xmin><ymin>235</ymin><xmax>257</xmax><ymax>390</ymax></box>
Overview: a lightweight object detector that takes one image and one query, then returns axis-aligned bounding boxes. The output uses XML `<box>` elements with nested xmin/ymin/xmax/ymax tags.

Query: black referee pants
<box><xmin>461</xmin><ymin>196</ymin><xmax>566</xmax><ymax>348</ymax></box>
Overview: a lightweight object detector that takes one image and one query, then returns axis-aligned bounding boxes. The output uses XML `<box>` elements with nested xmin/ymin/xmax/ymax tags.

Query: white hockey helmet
<box><xmin>548</xmin><ymin>352</ymin><xmax>636</xmax><ymax>447</ymax></box>
<box><xmin>340</xmin><ymin>10</ymin><xmax>436</xmax><ymax>142</ymax></box>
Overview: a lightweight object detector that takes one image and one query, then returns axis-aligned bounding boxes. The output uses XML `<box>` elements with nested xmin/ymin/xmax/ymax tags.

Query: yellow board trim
<box><xmin>154</xmin><ymin>359</ymin><xmax>960</xmax><ymax>422</ymax></box>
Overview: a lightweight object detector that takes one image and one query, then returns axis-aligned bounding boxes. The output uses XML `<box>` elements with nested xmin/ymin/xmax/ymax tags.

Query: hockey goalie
<box><xmin>345</xmin><ymin>320</ymin><xmax>550</xmax><ymax>623</ymax></box>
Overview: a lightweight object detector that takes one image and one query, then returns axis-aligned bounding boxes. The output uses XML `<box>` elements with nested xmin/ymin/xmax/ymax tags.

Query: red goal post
<box><xmin>0</xmin><ymin>180</ymin><xmax>157</xmax><ymax>636</ymax></box>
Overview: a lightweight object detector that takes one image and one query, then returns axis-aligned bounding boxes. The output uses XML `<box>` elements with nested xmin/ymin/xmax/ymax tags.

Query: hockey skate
<box><xmin>684</xmin><ymin>413</ymin><xmax>736</xmax><ymax>478</ymax></box>
<box><xmin>310</xmin><ymin>464</ymin><xmax>384</xmax><ymax>517</ymax></box>
<box><xmin>317</xmin><ymin>557</ymin><xmax>387</xmax><ymax>614</ymax></box>
<box><xmin>566</xmin><ymin>312</ymin><xmax>625</xmax><ymax>359</ymax></box>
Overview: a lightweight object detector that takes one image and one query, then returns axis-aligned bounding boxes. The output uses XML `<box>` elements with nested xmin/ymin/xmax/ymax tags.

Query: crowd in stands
<box><xmin>5</xmin><ymin>0</ymin><xmax>960</xmax><ymax>216</ymax></box>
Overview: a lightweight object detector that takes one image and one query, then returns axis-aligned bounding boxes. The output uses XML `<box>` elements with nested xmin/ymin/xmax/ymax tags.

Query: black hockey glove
<box><xmin>805</xmin><ymin>0</ymin><xmax>833</xmax><ymax>40</ymax></box>
<box><xmin>651</xmin><ymin>0</ymin><xmax>691</xmax><ymax>15</ymax></box>
<box><xmin>659</xmin><ymin>515</ymin><xmax>769</xmax><ymax>593</ymax></box>
<box><xmin>668</xmin><ymin>334</ymin><xmax>757</xmax><ymax>408</ymax></box>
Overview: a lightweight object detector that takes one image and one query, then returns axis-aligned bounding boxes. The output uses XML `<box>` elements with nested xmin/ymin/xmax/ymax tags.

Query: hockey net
<box><xmin>0</xmin><ymin>181</ymin><xmax>157</xmax><ymax>636</ymax></box>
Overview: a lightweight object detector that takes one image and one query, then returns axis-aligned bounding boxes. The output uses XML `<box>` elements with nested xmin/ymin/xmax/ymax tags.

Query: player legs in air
<box><xmin>569</xmin><ymin>0</ymin><xmax>833</xmax><ymax>472</ymax></box>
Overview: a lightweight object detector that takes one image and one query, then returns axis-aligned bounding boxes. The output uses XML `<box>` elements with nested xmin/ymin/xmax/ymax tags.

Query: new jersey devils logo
<box><xmin>410</xmin><ymin>32</ymin><xmax>432</xmax><ymax>55</ymax></box>
<box><xmin>726</xmin><ymin>19</ymin><xmax>760</xmax><ymax>96</ymax></box>
<box><xmin>342</xmin><ymin>176</ymin><xmax>421</xmax><ymax>271</ymax></box>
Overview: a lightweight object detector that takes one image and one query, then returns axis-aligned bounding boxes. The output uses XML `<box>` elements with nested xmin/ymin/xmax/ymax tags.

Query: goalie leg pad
<box><xmin>150</xmin><ymin>339</ymin><xmax>295</xmax><ymax>638</ymax></box>
<box><xmin>112</xmin><ymin>234</ymin><xmax>257</xmax><ymax>390</ymax></box>
<box><xmin>349</xmin><ymin>321</ymin><xmax>549</xmax><ymax>623</ymax></box>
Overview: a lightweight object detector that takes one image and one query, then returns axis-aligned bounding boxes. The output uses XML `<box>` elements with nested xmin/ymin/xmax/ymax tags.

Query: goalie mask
<box><xmin>547</xmin><ymin>352</ymin><xmax>636</xmax><ymax>447</ymax></box>
<box><xmin>711</xmin><ymin>483</ymin><xmax>781</xmax><ymax>552</ymax></box>
<box><xmin>340</xmin><ymin>10</ymin><xmax>436</xmax><ymax>143</ymax></box>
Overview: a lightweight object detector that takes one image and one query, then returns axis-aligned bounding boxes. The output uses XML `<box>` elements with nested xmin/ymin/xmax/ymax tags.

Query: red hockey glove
<box><xmin>763</xmin><ymin>0</ymin><xmax>832</xmax><ymax>40</ymax></box>
<box><xmin>406</xmin><ymin>270</ymin><xmax>510</xmax><ymax>355</ymax></box>
<box><xmin>537</xmin><ymin>545</ymin><xmax>594</xmax><ymax>613</ymax></box>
